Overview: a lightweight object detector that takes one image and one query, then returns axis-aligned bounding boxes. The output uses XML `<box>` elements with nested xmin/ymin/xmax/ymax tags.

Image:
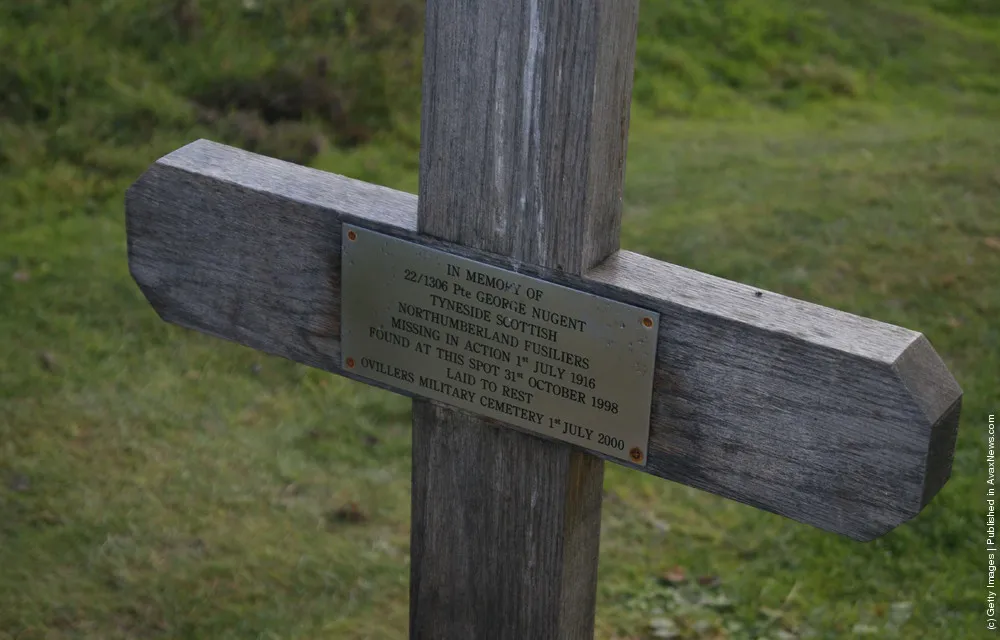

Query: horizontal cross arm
<box><xmin>126</xmin><ymin>140</ymin><xmax>961</xmax><ymax>541</ymax></box>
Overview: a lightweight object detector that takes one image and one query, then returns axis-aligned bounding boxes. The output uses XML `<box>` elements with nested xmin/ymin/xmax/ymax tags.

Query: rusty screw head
<box><xmin>347</xmin><ymin>230</ymin><xmax>358</xmax><ymax>241</ymax></box>
<box><xmin>346</xmin><ymin>357</ymin><xmax>356</xmax><ymax>369</ymax></box>
<box><xmin>630</xmin><ymin>447</ymin><xmax>644</xmax><ymax>463</ymax></box>
<box><xmin>642</xmin><ymin>317</ymin><xmax>654</xmax><ymax>328</ymax></box>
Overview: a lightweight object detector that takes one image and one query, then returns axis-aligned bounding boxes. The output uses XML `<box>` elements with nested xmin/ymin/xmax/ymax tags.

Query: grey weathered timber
<box><xmin>409</xmin><ymin>2</ymin><xmax>641</xmax><ymax>637</ymax></box>
<box><xmin>411</xmin><ymin>402</ymin><xmax>604</xmax><ymax>639</ymax></box>
<box><xmin>419</xmin><ymin>0</ymin><xmax>639</xmax><ymax>273</ymax></box>
<box><xmin>125</xmin><ymin>138</ymin><xmax>963</xmax><ymax>542</ymax></box>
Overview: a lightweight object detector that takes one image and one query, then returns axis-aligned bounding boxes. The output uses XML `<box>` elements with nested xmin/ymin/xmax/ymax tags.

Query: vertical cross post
<box><xmin>410</xmin><ymin>1</ymin><xmax>640</xmax><ymax>638</ymax></box>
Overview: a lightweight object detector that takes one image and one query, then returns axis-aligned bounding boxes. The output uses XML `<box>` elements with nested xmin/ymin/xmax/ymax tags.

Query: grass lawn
<box><xmin>2</xmin><ymin>1</ymin><xmax>999</xmax><ymax>638</ymax></box>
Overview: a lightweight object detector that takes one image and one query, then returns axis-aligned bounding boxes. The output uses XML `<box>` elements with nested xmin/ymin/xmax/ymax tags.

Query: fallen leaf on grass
<box><xmin>984</xmin><ymin>237</ymin><xmax>1000</xmax><ymax>251</ymax></box>
<box><xmin>661</xmin><ymin>566</ymin><xmax>687</xmax><ymax>585</ymax></box>
<box><xmin>697</xmin><ymin>575</ymin><xmax>721</xmax><ymax>588</ymax></box>
<box><xmin>12</xmin><ymin>270</ymin><xmax>30</xmax><ymax>282</ymax></box>
<box><xmin>328</xmin><ymin>502</ymin><xmax>367</xmax><ymax>525</ymax></box>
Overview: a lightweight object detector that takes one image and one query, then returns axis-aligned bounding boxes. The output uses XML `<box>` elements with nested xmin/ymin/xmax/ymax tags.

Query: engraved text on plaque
<box><xmin>340</xmin><ymin>227</ymin><xmax>659</xmax><ymax>464</ymax></box>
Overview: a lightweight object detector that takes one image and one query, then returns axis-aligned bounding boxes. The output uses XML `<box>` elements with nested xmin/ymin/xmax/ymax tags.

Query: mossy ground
<box><xmin>2</xmin><ymin>1</ymin><xmax>998</xmax><ymax>638</ymax></box>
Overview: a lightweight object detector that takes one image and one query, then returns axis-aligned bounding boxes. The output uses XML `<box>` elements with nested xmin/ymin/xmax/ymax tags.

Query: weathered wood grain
<box><xmin>410</xmin><ymin>402</ymin><xmax>604</xmax><ymax>639</ymax></box>
<box><xmin>409</xmin><ymin>2</ymin><xmax>640</xmax><ymax>638</ymax></box>
<box><xmin>126</xmin><ymin>138</ymin><xmax>962</xmax><ymax>543</ymax></box>
<box><xmin>419</xmin><ymin>0</ymin><xmax>638</xmax><ymax>274</ymax></box>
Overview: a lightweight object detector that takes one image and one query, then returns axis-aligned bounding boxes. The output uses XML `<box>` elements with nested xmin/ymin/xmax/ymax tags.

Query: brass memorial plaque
<box><xmin>340</xmin><ymin>227</ymin><xmax>658</xmax><ymax>465</ymax></box>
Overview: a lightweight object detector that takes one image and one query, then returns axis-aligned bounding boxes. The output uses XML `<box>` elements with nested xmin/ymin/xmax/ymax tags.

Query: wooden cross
<box><xmin>126</xmin><ymin>2</ymin><xmax>962</xmax><ymax>638</ymax></box>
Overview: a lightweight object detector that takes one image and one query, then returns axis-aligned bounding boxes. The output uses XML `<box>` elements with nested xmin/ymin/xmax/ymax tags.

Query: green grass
<box><xmin>2</xmin><ymin>0</ymin><xmax>999</xmax><ymax>638</ymax></box>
